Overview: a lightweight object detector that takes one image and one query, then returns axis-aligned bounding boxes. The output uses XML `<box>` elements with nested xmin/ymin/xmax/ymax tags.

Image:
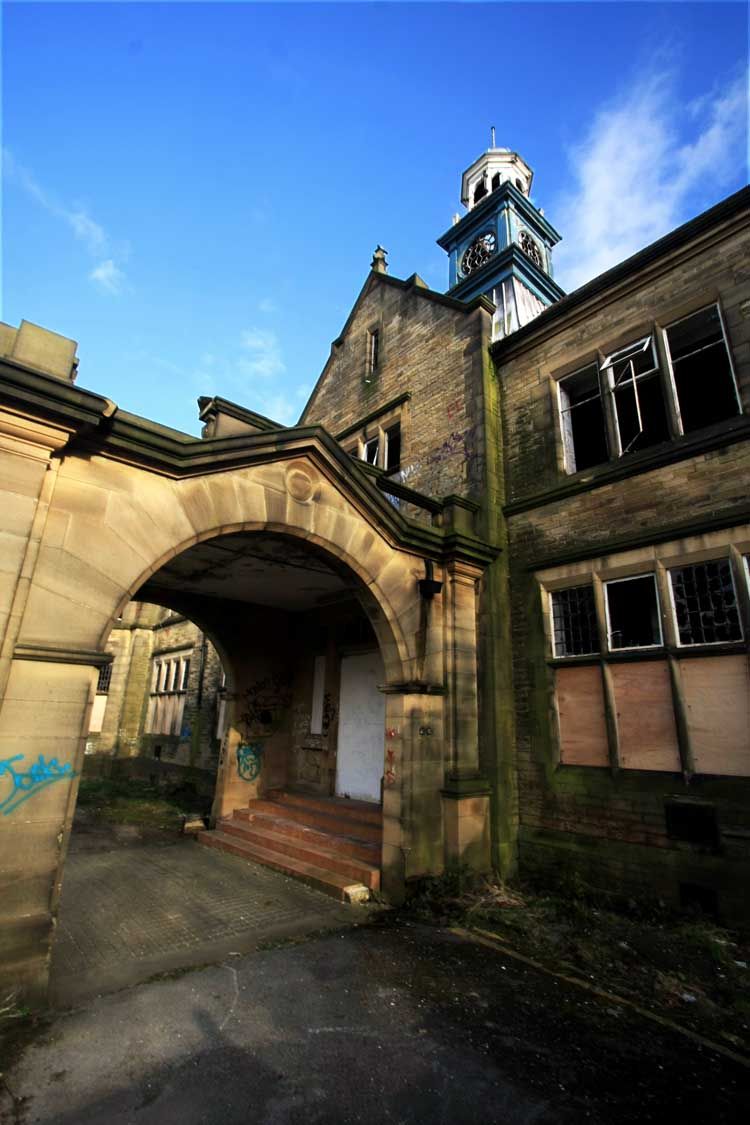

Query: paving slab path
<box><xmin>50</xmin><ymin>828</ymin><xmax>366</xmax><ymax>1006</ymax></box>
<box><xmin>6</xmin><ymin>921</ymin><xmax>750</xmax><ymax>1124</ymax></box>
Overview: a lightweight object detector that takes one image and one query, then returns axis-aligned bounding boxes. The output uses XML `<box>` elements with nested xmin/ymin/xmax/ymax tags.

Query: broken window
<box><xmin>363</xmin><ymin>436</ymin><xmax>379</xmax><ymax>465</ymax></box>
<box><xmin>669</xmin><ymin>559</ymin><xmax>742</xmax><ymax>645</ymax></box>
<box><xmin>551</xmin><ymin>585</ymin><xmax>599</xmax><ymax>657</ymax></box>
<box><xmin>664</xmin><ymin>305</ymin><xmax>739</xmax><ymax>433</ymax></box>
<box><xmin>384</xmin><ymin>422</ymin><xmax>401</xmax><ymax>473</ymax></box>
<box><xmin>601</xmin><ymin>337</ymin><xmax>670</xmax><ymax>455</ymax></box>
<box><xmin>558</xmin><ymin>364</ymin><xmax>608</xmax><ymax>473</ymax></box>
<box><xmin>96</xmin><ymin>663</ymin><xmax>112</xmax><ymax>693</ymax></box>
<box><xmin>605</xmin><ymin>574</ymin><xmax>662</xmax><ymax>650</ymax></box>
<box><xmin>557</xmin><ymin>302</ymin><xmax>741</xmax><ymax>476</ymax></box>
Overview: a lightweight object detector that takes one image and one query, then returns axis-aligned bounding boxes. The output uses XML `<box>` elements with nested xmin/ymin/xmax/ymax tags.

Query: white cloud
<box><xmin>239</xmin><ymin>327</ymin><xmax>286</xmax><ymax>378</ymax></box>
<box><xmin>257</xmin><ymin>297</ymin><xmax>278</xmax><ymax>314</ymax></box>
<box><xmin>3</xmin><ymin>147</ymin><xmax>129</xmax><ymax>293</ymax></box>
<box><xmin>553</xmin><ymin>71</ymin><xmax>747</xmax><ymax>292</ymax></box>
<box><xmin>89</xmin><ymin>259</ymin><xmax>125</xmax><ymax>294</ymax></box>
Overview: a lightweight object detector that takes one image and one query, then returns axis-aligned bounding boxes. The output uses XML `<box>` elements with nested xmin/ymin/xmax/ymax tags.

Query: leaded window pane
<box><xmin>670</xmin><ymin>560</ymin><xmax>742</xmax><ymax>645</ymax></box>
<box><xmin>551</xmin><ymin>586</ymin><xmax>599</xmax><ymax>656</ymax></box>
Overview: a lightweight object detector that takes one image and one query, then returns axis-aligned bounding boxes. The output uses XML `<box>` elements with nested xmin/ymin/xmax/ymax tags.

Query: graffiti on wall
<box><xmin>321</xmin><ymin>693</ymin><xmax>337</xmax><ymax>736</ymax></box>
<box><xmin>0</xmin><ymin>754</ymin><xmax>76</xmax><ymax>816</ymax></box>
<box><xmin>237</xmin><ymin>742</ymin><xmax>264</xmax><ymax>782</ymax></box>
<box><xmin>237</xmin><ymin>673</ymin><xmax>292</xmax><ymax>739</ymax></box>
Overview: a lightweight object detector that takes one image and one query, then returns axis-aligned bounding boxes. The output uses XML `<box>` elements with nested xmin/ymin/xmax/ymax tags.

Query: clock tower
<box><xmin>437</xmin><ymin>137</ymin><xmax>565</xmax><ymax>339</ymax></box>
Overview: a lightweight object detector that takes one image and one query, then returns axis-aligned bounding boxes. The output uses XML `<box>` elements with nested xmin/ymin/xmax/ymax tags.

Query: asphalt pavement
<box><xmin>6</xmin><ymin>919</ymin><xmax>750</xmax><ymax>1124</ymax></box>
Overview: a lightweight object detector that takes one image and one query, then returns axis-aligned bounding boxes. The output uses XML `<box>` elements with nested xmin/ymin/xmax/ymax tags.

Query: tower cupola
<box><xmin>461</xmin><ymin>146</ymin><xmax>533</xmax><ymax>209</ymax></box>
<box><xmin>438</xmin><ymin>133</ymin><xmax>565</xmax><ymax>340</ymax></box>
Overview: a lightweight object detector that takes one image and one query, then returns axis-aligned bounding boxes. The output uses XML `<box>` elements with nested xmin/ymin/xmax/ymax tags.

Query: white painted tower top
<box><xmin>460</xmin><ymin>138</ymin><xmax>534</xmax><ymax>210</ymax></box>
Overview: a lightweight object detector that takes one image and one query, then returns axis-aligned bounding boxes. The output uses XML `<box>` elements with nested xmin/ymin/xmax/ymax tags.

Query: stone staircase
<box><xmin>197</xmin><ymin>790</ymin><xmax>382</xmax><ymax>903</ymax></box>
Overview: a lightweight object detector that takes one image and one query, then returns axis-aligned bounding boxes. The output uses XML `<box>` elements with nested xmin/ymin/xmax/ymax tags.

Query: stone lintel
<box><xmin>441</xmin><ymin>771</ymin><xmax>492</xmax><ymax>798</ymax></box>
<box><xmin>14</xmin><ymin>644</ymin><xmax>112</xmax><ymax>667</ymax></box>
<box><xmin>379</xmin><ymin>681</ymin><xmax>446</xmax><ymax>696</ymax></box>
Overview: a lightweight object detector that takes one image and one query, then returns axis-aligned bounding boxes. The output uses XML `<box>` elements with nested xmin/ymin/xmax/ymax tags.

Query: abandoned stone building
<box><xmin>1</xmin><ymin>141</ymin><xmax>748</xmax><ymax>1001</ymax></box>
<box><xmin>86</xmin><ymin>602</ymin><xmax>226</xmax><ymax>789</ymax></box>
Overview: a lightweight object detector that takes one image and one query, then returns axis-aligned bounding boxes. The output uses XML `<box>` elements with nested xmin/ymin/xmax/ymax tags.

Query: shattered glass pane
<box><xmin>670</xmin><ymin>559</ymin><xmax>742</xmax><ymax>645</ymax></box>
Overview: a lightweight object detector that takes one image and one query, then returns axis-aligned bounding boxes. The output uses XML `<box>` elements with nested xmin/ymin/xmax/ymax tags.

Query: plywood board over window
<box><xmin>556</xmin><ymin>665</ymin><xmax>609</xmax><ymax>766</ymax></box>
<box><xmin>681</xmin><ymin>655</ymin><xmax>750</xmax><ymax>776</ymax></box>
<box><xmin>610</xmin><ymin>661</ymin><xmax>680</xmax><ymax>771</ymax></box>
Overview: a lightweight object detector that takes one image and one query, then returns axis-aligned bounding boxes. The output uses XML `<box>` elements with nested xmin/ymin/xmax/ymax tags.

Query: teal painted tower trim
<box><xmin>437</xmin><ymin>155</ymin><xmax>565</xmax><ymax>311</ymax></box>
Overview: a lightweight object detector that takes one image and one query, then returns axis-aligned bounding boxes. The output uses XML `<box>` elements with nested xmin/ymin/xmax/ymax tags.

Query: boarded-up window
<box><xmin>610</xmin><ymin>661</ymin><xmax>680</xmax><ymax>771</ymax></box>
<box><xmin>680</xmin><ymin>655</ymin><xmax>750</xmax><ymax>776</ymax></box>
<box><xmin>556</xmin><ymin>665</ymin><xmax>609</xmax><ymax>766</ymax></box>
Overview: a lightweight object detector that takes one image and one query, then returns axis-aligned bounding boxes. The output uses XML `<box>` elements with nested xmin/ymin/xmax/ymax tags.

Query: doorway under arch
<box><xmin>121</xmin><ymin>527</ymin><xmax>405</xmax><ymax>900</ymax></box>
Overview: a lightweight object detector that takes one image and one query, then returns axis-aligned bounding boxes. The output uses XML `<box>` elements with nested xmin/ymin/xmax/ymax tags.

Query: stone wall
<box><xmin>86</xmin><ymin>603</ymin><xmax>225</xmax><ymax>777</ymax></box>
<box><xmin>495</xmin><ymin>207</ymin><xmax>750</xmax><ymax>920</ymax></box>
<box><xmin>302</xmin><ymin>275</ymin><xmax>492</xmax><ymax>505</ymax></box>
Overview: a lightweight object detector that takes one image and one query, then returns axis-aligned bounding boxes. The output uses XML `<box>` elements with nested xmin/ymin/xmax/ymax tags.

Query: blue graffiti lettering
<box><xmin>0</xmin><ymin>754</ymin><xmax>76</xmax><ymax>816</ymax></box>
<box><xmin>236</xmin><ymin>743</ymin><xmax>263</xmax><ymax>782</ymax></box>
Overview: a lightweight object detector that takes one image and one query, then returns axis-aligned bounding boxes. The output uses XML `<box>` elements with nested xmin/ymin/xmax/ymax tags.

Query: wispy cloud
<box><xmin>89</xmin><ymin>259</ymin><xmax>125</xmax><ymax>294</ymax></box>
<box><xmin>239</xmin><ymin>328</ymin><xmax>286</xmax><ymax>378</ymax></box>
<box><xmin>3</xmin><ymin>148</ymin><xmax>129</xmax><ymax>294</ymax></box>
<box><xmin>553</xmin><ymin>71</ymin><xmax>747</xmax><ymax>292</ymax></box>
<box><xmin>257</xmin><ymin>297</ymin><xmax>278</xmax><ymax>314</ymax></box>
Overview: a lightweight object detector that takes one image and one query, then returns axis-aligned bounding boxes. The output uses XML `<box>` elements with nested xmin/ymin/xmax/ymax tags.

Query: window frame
<box><xmin>667</xmin><ymin>556</ymin><xmax>744</xmax><ymax>648</ymax></box>
<box><xmin>603</xmin><ymin>573</ymin><xmax>664</xmax><ymax>652</ymax></box>
<box><xmin>555</xmin><ymin>302</ymin><xmax>741</xmax><ymax>477</ymax></box>
<box><xmin>549</xmin><ymin>584</ymin><xmax>600</xmax><ymax>658</ymax></box>
<box><xmin>661</xmin><ymin>302</ymin><xmax>741</xmax><ymax>434</ymax></box>
<box><xmin>345</xmin><ymin>413</ymin><xmax>404</xmax><ymax>477</ymax></box>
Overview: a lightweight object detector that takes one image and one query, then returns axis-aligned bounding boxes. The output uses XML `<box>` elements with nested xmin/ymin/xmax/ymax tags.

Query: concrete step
<box><xmin>242</xmin><ymin>798</ymin><xmax>382</xmax><ymax>844</ymax></box>
<box><xmin>197</xmin><ymin>830</ymin><xmax>371</xmax><ymax>903</ymax></box>
<box><xmin>270</xmin><ymin>790</ymin><xmax>382</xmax><ymax>827</ymax></box>
<box><xmin>218</xmin><ymin>818</ymin><xmax>380</xmax><ymax>889</ymax></box>
<box><xmin>228</xmin><ymin>810</ymin><xmax>379</xmax><ymax>864</ymax></box>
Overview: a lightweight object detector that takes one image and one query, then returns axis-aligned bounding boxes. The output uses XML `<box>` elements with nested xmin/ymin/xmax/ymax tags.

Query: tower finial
<box><xmin>490</xmin><ymin>125</ymin><xmax>496</xmax><ymax>148</ymax></box>
<box><xmin>371</xmin><ymin>245</ymin><xmax>388</xmax><ymax>274</ymax></box>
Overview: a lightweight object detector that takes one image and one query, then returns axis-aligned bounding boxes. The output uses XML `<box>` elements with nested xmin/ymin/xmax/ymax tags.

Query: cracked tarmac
<box><xmin>6</xmin><ymin>920</ymin><xmax>750</xmax><ymax>1124</ymax></box>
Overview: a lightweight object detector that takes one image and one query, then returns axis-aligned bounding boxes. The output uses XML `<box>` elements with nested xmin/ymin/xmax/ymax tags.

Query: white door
<box><xmin>335</xmin><ymin>650</ymin><xmax>385</xmax><ymax>803</ymax></box>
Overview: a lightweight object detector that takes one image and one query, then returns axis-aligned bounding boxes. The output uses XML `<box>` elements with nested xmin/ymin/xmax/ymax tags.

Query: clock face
<box><xmin>518</xmin><ymin>230</ymin><xmax>543</xmax><ymax>269</ymax></box>
<box><xmin>461</xmin><ymin>232</ymin><xmax>497</xmax><ymax>276</ymax></box>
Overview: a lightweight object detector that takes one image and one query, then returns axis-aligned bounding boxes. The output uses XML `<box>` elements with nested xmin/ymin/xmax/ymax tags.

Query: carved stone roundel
<box><xmin>461</xmin><ymin>232</ymin><xmax>497</xmax><ymax>277</ymax></box>
<box><xmin>284</xmin><ymin>460</ymin><xmax>320</xmax><ymax>504</ymax></box>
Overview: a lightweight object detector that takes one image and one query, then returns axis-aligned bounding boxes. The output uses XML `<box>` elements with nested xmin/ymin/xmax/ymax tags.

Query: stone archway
<box><xmin>0</xmin><ymin>402</ymin><xmax>495</xmax><ymax>1002</ymax></box>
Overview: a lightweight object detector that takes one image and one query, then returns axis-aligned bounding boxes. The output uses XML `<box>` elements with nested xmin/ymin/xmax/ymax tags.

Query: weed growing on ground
<box><xmin>403</xmin><ymin>874</ymin><xmax>750</xmax><ymax>1050</ymax></box>
<box><xmin>75</xmin><ymin>777</ymin><xmax>206</xmax><ymax>829</ymax></box>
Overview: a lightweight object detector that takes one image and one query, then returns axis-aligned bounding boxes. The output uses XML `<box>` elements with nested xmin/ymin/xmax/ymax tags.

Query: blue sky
<box><xmin>3</xmin><ymin>2</ymin><xmax>748</xmax><ymax>435</ymax></box>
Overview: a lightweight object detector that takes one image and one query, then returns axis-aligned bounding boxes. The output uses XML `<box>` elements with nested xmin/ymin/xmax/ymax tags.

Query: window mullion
<box><xmin>715</xmin><ymin>303</ymin><xmax>742</xmax><ymax>413</ymax></box>
<box><xmin>592</xmin><ymin>575</ymin><xmax>620</xmax><ymax>771</ymax></box>
<box><xmin>600</xmin><ymin>362</ymin><xmax>620</xmax><ymax>459</ymax></box>
<box><xmin>729</xmin><ymin>546</ymin><xmax>750</xmax><ymax>646</ymax></box>
<box><xmin>654</xmin><ymin>325</ymin><xmax>683</xmax><ymax>438</ymax></box>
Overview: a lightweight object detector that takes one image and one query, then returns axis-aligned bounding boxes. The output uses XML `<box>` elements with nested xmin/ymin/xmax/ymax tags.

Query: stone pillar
<box><xmin>442</xmin><ymin>561</ymin><xmax>491</xmax><ymax>873</ymax></box>
<box><xmin>0</xmin><ymin>654</ymin><xmax>99</xmax><ymax>1003</ymax></box>
<box><xmin>380</xmin><ymin>689</ymin><xmax>445</xmax><ymax>901</ymax></box>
